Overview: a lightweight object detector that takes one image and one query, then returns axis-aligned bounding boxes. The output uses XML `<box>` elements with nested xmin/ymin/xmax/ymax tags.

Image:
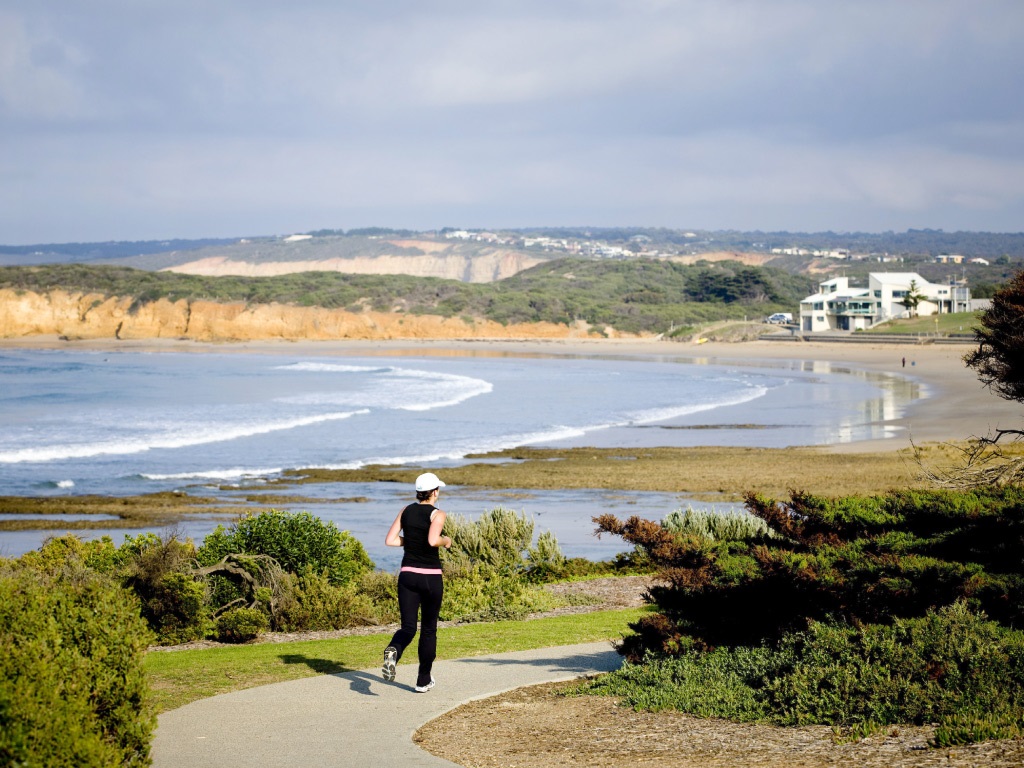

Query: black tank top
<box><xmin>400</xmin><ymin>502</ymin><xmax>442</xmax><ymax>569</ymax></box>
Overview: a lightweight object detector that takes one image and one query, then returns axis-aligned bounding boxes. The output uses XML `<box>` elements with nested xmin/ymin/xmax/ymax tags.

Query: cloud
<box><xmin>1</xmin><ymin>0</ymin><xmax>1022</xmax><ymax>242</ymax></box>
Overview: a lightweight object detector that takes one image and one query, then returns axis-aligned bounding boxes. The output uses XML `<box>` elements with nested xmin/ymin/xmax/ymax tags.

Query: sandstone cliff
<box><xmin>0</xmin><ymin>289</ymin><xmax>608</xmax><ymax>342</ymax></box>
<box><xmin>164</xmin><ymin>241</ymin><xmax>544</xmax><ymax>283</ymax></box>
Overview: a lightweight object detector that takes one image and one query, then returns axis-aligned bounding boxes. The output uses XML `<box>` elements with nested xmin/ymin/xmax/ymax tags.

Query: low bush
<box><xmin>591</xmin><ymin>486</ymin><xmax>1024</xmax><ymax>745</ymax></box>
<box><xmin>16</xmin><ymin>533</ymin><xmax>127</xmax><ymax>575</ymax></box>
<box><xmin>441</xmin><ymin>563</ymin><xmax>561</xmax><ymax>622</ymax></box>
<box><xmin>662</xmin><ymin>506</ymin><xmax>772</xmax><ymax>542</ymax></box>
<box><xmin>597</xmin><ymin>486</ymin><xmax>1024</xmax><ymax>655</ymax></box>
<box><xmin>444</xmin><ymin>507</ymin><xmax>565</xmax><ymax>578</ymax></box>
<box><xmin>0</xmin><ymin>560</ymin><xmax>154</xmax><ymax>767</ymax></box>
<box><xmin>215</xmin><ymin>607</ymin><xmax>270</xmax><ymax>643</ymax></box>
<box><xmin>145</xmin><ymin>571</ymin><xmax>212</xmax><ymax>645</ymax></box>
<box><xmin>273</xmin><ymin>569</ymin><xmax>383</xmax><ymax>631</ymax></box>
<box><xmin>197</xmin><ymin>509</ymin><xmax>374</xmax><ymax>586</ymax></box>
<box><xmin>579</xmin><ymin>603</ymin><xmax>1024</xmax><ymax>743</ymax></box>
<box><xmin>353</xmin><ymin>569</ymin><xmax>400</xmax><ymax>624</ymax></box>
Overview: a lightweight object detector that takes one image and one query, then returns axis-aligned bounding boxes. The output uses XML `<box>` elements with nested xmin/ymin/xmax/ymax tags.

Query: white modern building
<box><xmin>799</xmin><ymin>272</ymin><xmax>971</xmax><ymax>333</ymax></box>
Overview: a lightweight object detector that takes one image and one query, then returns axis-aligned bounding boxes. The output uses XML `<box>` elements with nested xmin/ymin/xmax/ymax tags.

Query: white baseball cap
<box><xmin>415</xmin><ymin>472</ymin><xmax>446</xmax><ymax>492</ymax></box>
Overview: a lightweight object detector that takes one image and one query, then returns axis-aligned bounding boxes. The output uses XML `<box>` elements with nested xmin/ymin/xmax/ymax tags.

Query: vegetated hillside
<box><xmin>482</xmin><ymin>258</ymin><xmax>812</xmax><ymax>331</ymax></box>
<box><xmin>0</xmin><ymin>259</ymin><xmax>811</xmax><ymax>336</ymax></box>
<box><xmin>0</xmin><ymin>237</ymin><xmax>238</xmax><ymax>267</ymax></box>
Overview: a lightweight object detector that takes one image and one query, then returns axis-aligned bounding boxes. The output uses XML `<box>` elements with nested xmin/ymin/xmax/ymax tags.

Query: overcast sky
<box><xmin>2</xmin><ymin>1</ymin><xmax>1023</xmax><ymax>244</ymax></box>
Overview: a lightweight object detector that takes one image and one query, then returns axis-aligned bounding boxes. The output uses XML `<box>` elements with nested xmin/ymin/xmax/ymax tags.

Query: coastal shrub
<box><xmin>441</xmin><ymin>562</ymin><xmax>560</xmax><ymax>622</ymax></box>
<box><xmin>145</xmin><ymin>571</ymin><xmax>212</xmax><ymax>645</ymax></box>
<box><xmin>215</xmin><ymin>607</ymin><xmax>270</xmax><ymax>643</ymax></box>
<box><xmin>444</xmin><ymin>507</ymin><xmax>564</xmax><ymax>577</ymax></box>
<box><xmin>116</xmin><ymin>533</ymin><xmax>212</xmax><ymax>643</ymax></box>
<box><xmin>578</xmin><ymin>603</ymin><xmax>1024</xmax><ymax>742</ymax></box>
<box><xmin>197</xmin><ymin>509</ymin><xmax>373</xmax><ymax>586</ymax></box>
<box><xmin>577</xmin><ymin>643</ymin><xmax>777</xmax><ymax>721</ymax></box>
<box><xmin>272</xmin><ymin>569</ymin><xmax>381</xmax><ymax>631</ymax></box>
<box><xmin>596</xmin><ymin>486</ymin><xmax>1024</xmax><ymax>656</ymax></box>
<box><xmin>0</xmin><ymin>260</ymin><xmax>813</xmax><ymax>336</ymax></box>
<box><xmin>589</xmin><ymin>486</ymin><xmax>1024</xmax><ymax>744</ymax></box>
<box><xmin>662</xmin><ymin>506</ymin><xmax>773</xmax><ymax>542</ymax></box>
<box><xmin>16</xmin><ymin>533</ymin><xmax>128</xmax><ymax>576</ymax></box>
<box><xmin>0</xmin><ymin>561</ymin><xmax>154</xmax><ymax>767</ymax></box>
<box><xmin>354</xmin><ymin>569</ymin><xmax>400</xmax><ymax>624</ymax></box>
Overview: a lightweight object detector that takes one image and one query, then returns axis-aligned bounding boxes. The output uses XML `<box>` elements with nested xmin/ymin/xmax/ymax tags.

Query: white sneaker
<box><xmin>382</xmin><ymin>647</ymin><xmax>398</xmax><ymax>681</ymax></box>
<box><xmin>414</xmin><ymin>676</ymin><xmax>435</xmax><ymax>693</ymax></box>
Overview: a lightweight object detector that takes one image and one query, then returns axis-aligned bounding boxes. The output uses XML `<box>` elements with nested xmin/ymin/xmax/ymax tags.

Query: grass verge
<box><xmin>144</xmin><ymin>607</ymin><xmax>647</xmax><ymax>713</ymax></box>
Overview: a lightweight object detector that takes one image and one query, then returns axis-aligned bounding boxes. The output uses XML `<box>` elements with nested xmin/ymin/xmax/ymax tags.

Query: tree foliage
<box><xmin>965</xmin><ymin>268</ymin><xmax>1024</xmax><ymax>412</ymax></box>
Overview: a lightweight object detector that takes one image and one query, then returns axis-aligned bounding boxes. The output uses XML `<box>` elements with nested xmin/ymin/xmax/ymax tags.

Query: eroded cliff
<box><xmin>0</xmin><ymin>289</ymin><xmax>606</xmax><ymax>341</ymax></box>
<box><xmin>164</xmin><ymin>242</ymin><xmax>544</xmax><ymax>283</ymax></box>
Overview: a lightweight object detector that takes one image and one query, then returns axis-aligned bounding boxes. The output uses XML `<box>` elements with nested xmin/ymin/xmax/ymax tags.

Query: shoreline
<box><xmin>2</xmin><ymin>333</ymin><xmax>1016</xmax><ymax>453</ymax></box>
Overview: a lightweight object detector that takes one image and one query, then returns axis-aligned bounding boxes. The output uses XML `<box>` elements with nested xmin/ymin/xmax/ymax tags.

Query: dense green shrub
<box><xmin>597</xmin><ymin>486</ymin><xmax>1024</xmax><ymax>655</ymax></box>
<box><xmin>273</xmin><ymin>569</ymin><xmax>383</xmax><ymax>631</ymax></box>
<box><xmin>580</xmin><ymin>603</ymin><xmax>1024</xmax><ymax>743</ymax></box>
<box><xmin>353</xmin><ymin>569</ymin><xmax>400</xmax><ymax>624</ymax></box>
<box><xmin>15</xmin><ymin>533</ymin><xmax>128</xmax><ymax>575</ymax></box>
<box><xmin>768</xmin><ymin>602</ymin><xmax>1024</xmax><ymax>736</ymax></box>
<box><xmin>590</xmin><ymin>486</ymin><xmax>1024</xmax><ymax>745</ymax></box>
<box><xmin>0</xmin><ymin>561</ymin><xmax>154</xmax><ymax>767</ymax></box>
<box><xmin>113</xmin><ymin>534</ymin><xmax>211</xmax><ymax>644</ymax></box>
<box><xmin>441</xmin><ymin>562</ymin><xmax>560</xmax><ymax>622</ymax></box>
<box><xmin>145</xmin><ymin>571</ymin><xmax>212</xmax><ymax>645</ymax></box>
<box><xmin>215</xmin><ymin>607</ymin><xmax>270</xmax><ymax>643</ymax></box>
<box><xmin>197</xmin><ymin>509</ymin><xmax>373</xmax><ymax>586</ymax></box>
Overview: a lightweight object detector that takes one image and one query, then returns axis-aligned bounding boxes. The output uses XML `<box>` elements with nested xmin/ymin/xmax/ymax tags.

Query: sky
<box><xmin>2</xmin><ymin>0</ymin><xmax>1023</xmax><ymax>244</ymax></box>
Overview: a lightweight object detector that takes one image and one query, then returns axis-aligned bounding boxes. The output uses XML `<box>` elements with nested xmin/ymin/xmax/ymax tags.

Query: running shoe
<box><xmin>414</xmin><ymin>676</ymin><xmax>435</xmax><ymax>693</ymax></box>
<box><xmin>382</xmin><ymin>646</ymin><xmax>398</xmax><ymax>681</ymax></box>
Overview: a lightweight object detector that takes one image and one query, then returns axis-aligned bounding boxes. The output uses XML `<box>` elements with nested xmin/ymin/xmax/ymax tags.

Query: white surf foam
<box><xmin>0</xmin><ymin>409</ymin><xmax>370</xmax><ymax>464</ymax></box>
<box><xmin>625</xmin><ymin>384</ymin><xmax>769</xmax><ymax>425</ymax></box>
<box><xmin>276</xmin><ymin>364</ymin><xmax>492</xmax><ymax>412</ymax></box>
<box><xmin>141</xmin><ymin>467</ymin><xmax>284</xmax><ymax>481</ymax></box>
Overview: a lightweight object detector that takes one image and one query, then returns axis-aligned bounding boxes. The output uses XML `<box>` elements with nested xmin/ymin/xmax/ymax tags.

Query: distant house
<box><xmin>798</xmin><ymin>272</ymin><xmax>972</xmax><ymax>332</ymax></box>
<box><xmin>935</xmin><ymin>254</ymin><xmax>964</xmax><ymax>264</ymax></box>
<box><xmin>283</xmin><ymin>234</ymin><xmax>313</xmax><ymax>242</ymax></box>
<box><xmin>969</xmin><ymin>257</ymin><xmax>990</xmax><ymax>266</ymax></box>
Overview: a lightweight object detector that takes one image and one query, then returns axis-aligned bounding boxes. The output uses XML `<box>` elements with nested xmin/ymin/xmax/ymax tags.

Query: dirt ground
<box><xmin>415</xmin><ymin>681</ymin><xmax>1024</xmax><ymax>768</ymax></box>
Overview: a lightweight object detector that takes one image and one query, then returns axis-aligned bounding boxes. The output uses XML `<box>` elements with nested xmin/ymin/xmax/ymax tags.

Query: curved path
<box><xmin>151</xmin><ymin>641</ymin><xmax>623</xmax><ymax>768</ymax></box>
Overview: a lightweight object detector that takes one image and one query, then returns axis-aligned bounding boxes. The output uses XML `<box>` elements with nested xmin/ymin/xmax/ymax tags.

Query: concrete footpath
<box><xmin>151</xmin><ymin>640</ymin><xmax>623</xmax><ymax>768</ymax></box>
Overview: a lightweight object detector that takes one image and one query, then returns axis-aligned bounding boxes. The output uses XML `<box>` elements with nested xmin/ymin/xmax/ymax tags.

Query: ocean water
<box><xmin>0</xmin><ymin>347</ymin><xmax>921</xmax><ymax>566</ymax></box>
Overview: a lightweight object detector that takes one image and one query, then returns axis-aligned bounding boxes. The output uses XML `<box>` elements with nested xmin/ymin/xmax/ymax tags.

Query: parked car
<box><xmin>765</xmin><ymin>313</ymin><xmax>793</xmax><ymax>324</ymax></box>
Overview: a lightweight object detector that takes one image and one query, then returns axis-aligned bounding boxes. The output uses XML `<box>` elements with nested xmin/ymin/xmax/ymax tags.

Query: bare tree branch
<box><xmin>913</xmin><ymin>435</ymin><xmax>1024</xmax><ymax>489</ymax></box>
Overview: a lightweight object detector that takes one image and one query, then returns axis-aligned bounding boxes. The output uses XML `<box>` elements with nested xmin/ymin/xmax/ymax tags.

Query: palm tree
<box><xmin>900</xmin><ymin>279</ymin><xmax>927</xmax><ymax>318</ymax></box>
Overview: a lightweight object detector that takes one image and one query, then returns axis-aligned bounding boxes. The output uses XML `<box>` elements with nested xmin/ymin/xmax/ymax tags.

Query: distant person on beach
<box><xmin>381</xmin><ymin>472</ymin><xmax>452</xmax><ymax>692</ymax></box>
<box><xmin>902</xmin><ymin>356</ymin><xmax>906</xmax><ymax>368</ymax></box>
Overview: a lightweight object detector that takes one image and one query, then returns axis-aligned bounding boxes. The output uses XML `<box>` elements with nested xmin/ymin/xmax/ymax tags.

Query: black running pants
<box><xmin>389</xmin><ymin>570</ymin><xmax>444</xmax><ymax>687</ymax></box>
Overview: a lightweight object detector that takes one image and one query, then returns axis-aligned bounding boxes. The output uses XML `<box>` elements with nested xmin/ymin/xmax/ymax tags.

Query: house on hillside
<box><xmin>798</xmin><ymin>272</ymin><xmax>971</xmax><ymax>332</ymax></box>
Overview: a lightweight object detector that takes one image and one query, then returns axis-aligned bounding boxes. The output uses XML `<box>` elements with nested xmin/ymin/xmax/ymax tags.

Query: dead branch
<box><xmin>190</xmin><ymin>553</ymin><xmax>287</xmax><ymax>618</ymax></box>
<box><xmin>912</xmin><ymin>435</ymin><xmax>1024</xmax><ymax>489</ymax></box>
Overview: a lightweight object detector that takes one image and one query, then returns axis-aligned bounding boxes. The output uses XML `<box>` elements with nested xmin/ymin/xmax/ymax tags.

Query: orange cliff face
<box><xmin>0</xmin><ymin>289</ymin><xmax>614</xmax><ymax>342</ymax></box>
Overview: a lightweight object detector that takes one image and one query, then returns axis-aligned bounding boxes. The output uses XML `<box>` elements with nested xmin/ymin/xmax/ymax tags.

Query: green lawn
<box><xmin>864</xmin><ymin>311</ymin><xmax>979</xmax><ymax>335</ymax></box>
<box><xmin>144</xmin><ymin>607</ymin><xmax>647</xmax><ymax>713</ymax></box>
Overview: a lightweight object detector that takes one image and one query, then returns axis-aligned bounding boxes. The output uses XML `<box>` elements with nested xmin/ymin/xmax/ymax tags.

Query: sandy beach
<box><xmin>3</xmin><ymin>333</ymin><xmax>1016</xmax><ymax>453</ymax></box>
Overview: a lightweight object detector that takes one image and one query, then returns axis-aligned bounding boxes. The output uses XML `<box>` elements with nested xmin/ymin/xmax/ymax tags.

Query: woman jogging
<box><xmin>381</xmin><ymin>472</ymin><xmax>452</xmax><ymax>692</ymax></box>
